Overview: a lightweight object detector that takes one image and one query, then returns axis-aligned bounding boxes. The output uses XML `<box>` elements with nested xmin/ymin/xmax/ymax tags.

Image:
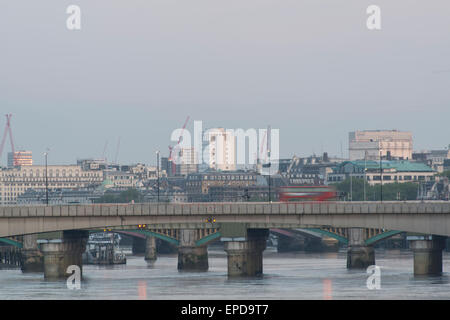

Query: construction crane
<box><xmin>114</xmin><ymin>137</ymin><xmax>121</xmax><ymax>165</ymax></box>
<box><xmin>101</xmin><ymin>140</ymin><xmax>108</xmax><ymax>163</ymax></box>
<box><xmin>168</xmin><ymin>116</ymin><xmax>190</xmax><ymax>175</ymax></box>
<box><xmin>259</xmin><ymin>129</ymin><xmax>267</xmax><ymax>165</ymax></box>
<box><xmin>0</xmin><ymin>114</ymin><xmax>16</xmax><ymax>166</ymax></box>
<box><xmin>287</xmin><ymin>155</ymin><xmax>300</xmax><ymax>174</ymax></box>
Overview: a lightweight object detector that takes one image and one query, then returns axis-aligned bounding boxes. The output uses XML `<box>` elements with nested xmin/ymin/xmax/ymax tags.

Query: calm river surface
<box><xmin>1</xmin><ymin>247</ymin><xmax>450</xmax><ymax>300</ymax></box>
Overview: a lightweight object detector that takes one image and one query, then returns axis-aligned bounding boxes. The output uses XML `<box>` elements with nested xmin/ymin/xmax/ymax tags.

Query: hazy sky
<box><xmin>1</xmin><ymin>0</ymin><xmax>449</xmax><ymax>166</ymax></box>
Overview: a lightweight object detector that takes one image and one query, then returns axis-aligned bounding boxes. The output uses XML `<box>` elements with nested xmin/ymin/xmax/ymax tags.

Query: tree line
<box><xmin>331</xmin><ymin>178</ymin><xmax>420</xmax><ymax>201</ymax></box>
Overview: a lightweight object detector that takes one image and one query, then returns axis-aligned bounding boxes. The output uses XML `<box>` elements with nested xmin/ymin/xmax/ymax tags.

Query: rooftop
<box><xmin>341</xmin><ymin>160</ymin><xmax>434</xmax><ymax>172</ymax></box>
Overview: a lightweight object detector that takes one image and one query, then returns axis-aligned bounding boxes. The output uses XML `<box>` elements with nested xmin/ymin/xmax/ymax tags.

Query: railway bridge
<box><xmin>0</xmin><ymin>201</ymin><xmax>449</xmax><ymax>279</ymax></box>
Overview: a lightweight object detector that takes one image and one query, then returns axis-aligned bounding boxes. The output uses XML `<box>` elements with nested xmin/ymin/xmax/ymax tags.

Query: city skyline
<box><xmin>2</xmin><ymin>1</ymin><xmax>450</xmax><ymax>166</ymax></box>
<box><xmin>1</xmin><ymin>115</ymin><xmax>448</xmax><ymax>167</ymax></box>
<box><xmin>3</xmin><ymin>0</ymin><xmax>450</xmax><ymax>304</ymax></box>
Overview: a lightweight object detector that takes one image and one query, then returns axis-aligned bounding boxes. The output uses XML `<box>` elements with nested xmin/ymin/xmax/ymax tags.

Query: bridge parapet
<box><xmin>1</xmin><ymin>202</ymin><xmax>450</xmax><ymax>238</ymax></box>
<box><xmin>1</xmin><ymin>202</ymin><xmax>450</xmax><ymax>218</ymax></box>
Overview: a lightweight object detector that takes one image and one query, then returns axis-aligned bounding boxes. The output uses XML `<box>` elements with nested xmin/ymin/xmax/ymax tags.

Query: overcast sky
<box><xmin>1</xmin><ymin>0</ymin><xmax>449</xmax><ymax>166</ymax></box>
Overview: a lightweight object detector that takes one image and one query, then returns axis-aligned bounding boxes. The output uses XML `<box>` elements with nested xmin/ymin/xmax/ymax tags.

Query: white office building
<box><xmin>349</xmin><ymin>130</ymin><xmax>413</xmax><ymax>161</ymax></box>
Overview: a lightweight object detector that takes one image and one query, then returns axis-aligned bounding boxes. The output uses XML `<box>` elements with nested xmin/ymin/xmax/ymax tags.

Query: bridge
<box><xmin>1</xmin><ymin>201</ymin><xmax>450</xmax><ymax>237</ymax></box>
<box><xmin>0</xmin><ymin>201</ymin><xmax>449</xmax><ymax>279</ymax></box>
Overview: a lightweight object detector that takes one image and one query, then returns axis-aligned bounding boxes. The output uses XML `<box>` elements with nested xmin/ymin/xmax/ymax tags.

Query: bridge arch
<box><xmin>0</xmin><ymin>238</ymin><xmax>23</xmax><ymax>248</ymax></box>
<box><xmin>307</xmin><ymin>228</ymin><xmax>349</xmax><ymax>244</ymax></box>
<box><xmin>364</xmin><ymin>230</ymin><xmax>404</xmax><ymax>245</ymax></box>
<box><xmin>92</xmin><ymin>228</ymin><xmax>220</xmax><ymax>247</ymax></box>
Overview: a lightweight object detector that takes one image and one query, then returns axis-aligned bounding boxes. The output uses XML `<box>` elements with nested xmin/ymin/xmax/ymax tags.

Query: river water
<box><xmin>1</xmin><ymin>247</ymin><xmax>450</xmax><ymax>300</ymax></box>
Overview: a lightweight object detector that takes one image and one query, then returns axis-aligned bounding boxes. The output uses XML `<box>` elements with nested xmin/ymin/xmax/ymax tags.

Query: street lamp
<box><xmin>380</xmin><ymin>151</ymin><xmax>383</xmax><ymax>202</ymax></box>
<box><xmin>156</xmin><ymin>150</ymin><xmax>160</xmax><ymax>202</ymax></box>
<box><xmin>267</xmin><ymin>148</ymin><xmax>271</xmax><ymax>202</ymax></box>
<box><xmin>350</xmin><ymin>166</ymin><xmax>353</xmax><ymax>202</ymax></box>
<box><xmin>364</xmin><ymin>151</ymin><xmax>367</xmax><ymax>202</ymax></box>
<box><xmin>43</xmin><ymin>151</ymin><xmax>49</xmax><ymax>205</ymax></box>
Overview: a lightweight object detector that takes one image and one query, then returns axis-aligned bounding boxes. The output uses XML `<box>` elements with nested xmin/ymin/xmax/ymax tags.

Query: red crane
<box><xmin>259</xmin><ymin>129</ymin><xmax>267</xmax><ymax>164</ymax></box>
<box><xmin>168</xmin><ymin>116</ymin><xmax>190</xmax><ymax>175</ymax></box>
<box><xmin>0</xmin><ymin>114</ymin><xmax>16</xmax><ymax>166</ymax></box>
<box><xmin>259</xmin><ymin>125</ymin><xmax>270</xmax><ymax>164</ymax></box>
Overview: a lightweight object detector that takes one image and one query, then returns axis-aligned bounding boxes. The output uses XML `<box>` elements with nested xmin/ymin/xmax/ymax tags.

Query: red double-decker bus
<box><xmin>278</xmin><ymin>185</ymin><xmax>337</xmax><ymax>202</ymax></box>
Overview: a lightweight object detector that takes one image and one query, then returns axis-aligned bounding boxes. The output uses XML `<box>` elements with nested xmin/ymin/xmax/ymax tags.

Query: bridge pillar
<box><xmin>40</xmin><ymin>230</ymin><xmax>88</xmax><ymax>280</ymax></box>
<box><xmin>132</xmin><ymin>237</ymin><xmax>146</xmax><ymax>255</ymax></box>
<box><xmin>21</xmin><ymin>234</ymin><xmax>44</xmax><ymax>273</ymax></box>
<box><xmin>347</xmin><ymin>228</ymin><xmax>375</xmax><ymax>269</ymax></box>
<box><xmin>277</xmin><ymin>235</ymin><xmax>305</xmax><ymax>252</ymax></box>
<box><xmin>145</xmin><ymin>236</ymin><xmax>157</xmax><ymax>262</ymax></box>
<box><xmin>177</xmin><ymin>229</ymin><xmax>208</xmax><ymax>272</ymax></box>
<box><xmin>409</xmin><ymin>235</ymin><xmax>446</xmax><ymax>276</ymax></box>
<box><xmin>223</xmin><ymin>229</ymin><xmax>268</xmax><ymax>277</ymax></box>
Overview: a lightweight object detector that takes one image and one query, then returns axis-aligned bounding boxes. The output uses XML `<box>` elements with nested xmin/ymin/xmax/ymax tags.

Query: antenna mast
<box><xmin>0</xmin><ymin>114</ymin><xmax>16</xmax><ymax>165</ymax></box>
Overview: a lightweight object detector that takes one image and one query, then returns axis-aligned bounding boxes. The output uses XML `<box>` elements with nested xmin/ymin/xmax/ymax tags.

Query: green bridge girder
<box><xmin>131</xmin><ymin>230</ymin><xmax>180</xmax><ymax>246</ymax></box>
<box><xmin>130</xmin><ymin>230</ymin><xmax>222</xmax><ymax>247</ymax></box>
<box><xmin>195</xmin><ymin>232</ymin><xmax>221</xmax><ymax>246</ymax></box>
<box><xmin>364</xmin><ymin>230</ymin><xmax>404</xmax><ymax>245</ymax></box>
<box><xmin>0</xmin><ymin>238</ymin><xmax>23</xmax><ymax>248</ymax></box>
<box><xmin>85</xmin><ymin>229</ymin><xmax>222</xmax><ymax>247</ymax></box>
<box><xmin>0</xmin><ymin>228</ymin><xmax>404</xmax><ymax>249</ymax></box>
<box><xmin>306</xmin><ymin>228</ymin><xmax>403</xmax><ymax>246</ymax></box>
<box><xmin>307</xmin><ymin>228</ymin><xmax>349</xmax><ymax>245</ymax></box>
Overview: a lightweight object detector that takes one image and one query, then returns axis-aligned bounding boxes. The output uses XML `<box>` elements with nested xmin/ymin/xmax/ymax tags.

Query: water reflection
<box><xmin>1</xmin><ymin>249</ymin><xmax>450</xmax><ymax>299</ymax></box>
<box><xmin>138</xmin><ymin>281</ymin><xmax>147</xmax><ymax>300</ymax></box>
<box><xmin>322</xmin><ymin>279</ymin><xmax>332</xmax><ymax>300</ymax></box>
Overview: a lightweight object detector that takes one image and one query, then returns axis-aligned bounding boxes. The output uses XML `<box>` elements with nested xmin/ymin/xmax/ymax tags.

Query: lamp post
<box><xmin>267</xmin><ymin>148</ymin><xmax>271</xmax><ymax>202</ymax></box>
<box><xmin>44</xmin><ymin>151</ymin><xmax>48</xmax><ymax>206</ymax></box>
<box><xmin>380</xmin><ymin>151</ymin><xmax>383</xmax><ymax>202</ymax></box>
<box><xmin>364</xmin><ymin>151</ymin><xmax>367</xmax><ymax>202</ymax></box>
<box><xmin>350</xmin><ymin>167</ymin><xmax>353</xmax><ymax>202</ymax></box>
<box><xmin>156</xmin><ymin>150</ymin><xmax>160</xmax><ymax>202</ymax></box>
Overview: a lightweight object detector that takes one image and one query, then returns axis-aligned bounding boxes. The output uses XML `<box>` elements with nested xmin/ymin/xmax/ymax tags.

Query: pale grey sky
<box><xmin>1</xmin><ymin>0</ymin><xmax>449</xmax><ymax>165</ymax></box>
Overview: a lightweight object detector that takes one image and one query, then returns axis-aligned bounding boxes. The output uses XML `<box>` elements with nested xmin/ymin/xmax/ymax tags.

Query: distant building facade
<box><xmin>103</xmin><ymin>171</ymin><xmax>136</xmax><ymax>189</ymax></box>
<box><xmin>280</xmin><ymin>153</ymin><xmax>343</xmax><ymax>185</ymax></box>
<box><xmin>207</xmin><ymin>185</ymin><xmax>275</xmax><ymax>202</ymax></box>
<box><xmin>76</xmin><ymin>158</ymin><xmax>107</xmax><ymax>171</ymax></box>
<box><xmin>175</xmin><ymin>147</ymin><xmax>199</xmax><ymax>176</ymax></box>
<box><xmin>186</xmin><ymin>171</ymin><xmax>257</xmax><ymax>202</ymax></box>
<box><xmin>328</xmin><ymin>160</ymin><xmax>435</xmax><ymax>186</ymax></box>
<box><xmin>413</xmin><ymin>146</ymin><xmax>450</xmax><ymax>173</ymax></box>
<box><xmin>0</xmin><ymin>165</ymin><xmax>103</xmax><ymax>205</ymax></box>
<box><xmin>17</xmin><ymin>188</ymin><xmax>103</xmax><ymax>205</ymax></box>
<box><xmin>205</xmin><ymin>128</ymin><xmax>236</xmax><ymax>171</ymax></box>
<box><xmin>349</xmin><ymin>130</ymin><xmax>413</xmax><ymax>161</ymax></box>
<box><xmin>7</xmin><ymin>151</ymin><xmax>32</xmax><ymax>167</ymax></box>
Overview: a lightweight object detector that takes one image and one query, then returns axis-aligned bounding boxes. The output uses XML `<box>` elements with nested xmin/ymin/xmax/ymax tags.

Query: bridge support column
<box><xmin>21</xmin><ymin>234</ymin><xmax>44</xmax><ymax>273</ymax></box>
<box><xmin>177</xmin><ymin>230</ymin><xmax>208</xmax><ymax>272</ymax></box>
<box><xmin>145</xmin><ymin>236</ymin><xmax>157</xmax><ymax>262</ymax></box>
<box><xmin>40</xmin><ymin>231</ymin><xmax>88</xmax><ymax>280</ymax></box>
<box><xmin>409</xmin><ymin>235</ymin><xmax>446</xmax><ymax>276</ymax></box>
<box><xmin>132</xmin><ymin>237</ymin><xmax>146</xmax><ymax>255</ymax></box>
<box><xmin>224</xmin><ymin>229</ymin><xmax>268</xmax><ymax>277</ymax></box>
<box><xmin>347</xmin><ymin>228</ymin><xmax>375</xmax><ymax>269</ymax></box>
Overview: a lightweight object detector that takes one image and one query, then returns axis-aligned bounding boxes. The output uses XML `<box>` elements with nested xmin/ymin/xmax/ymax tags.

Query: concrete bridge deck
<box><xmin>1</xmin><ymin>201</ymin><xmax>449</xmax><ymax>238</ymax></box>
